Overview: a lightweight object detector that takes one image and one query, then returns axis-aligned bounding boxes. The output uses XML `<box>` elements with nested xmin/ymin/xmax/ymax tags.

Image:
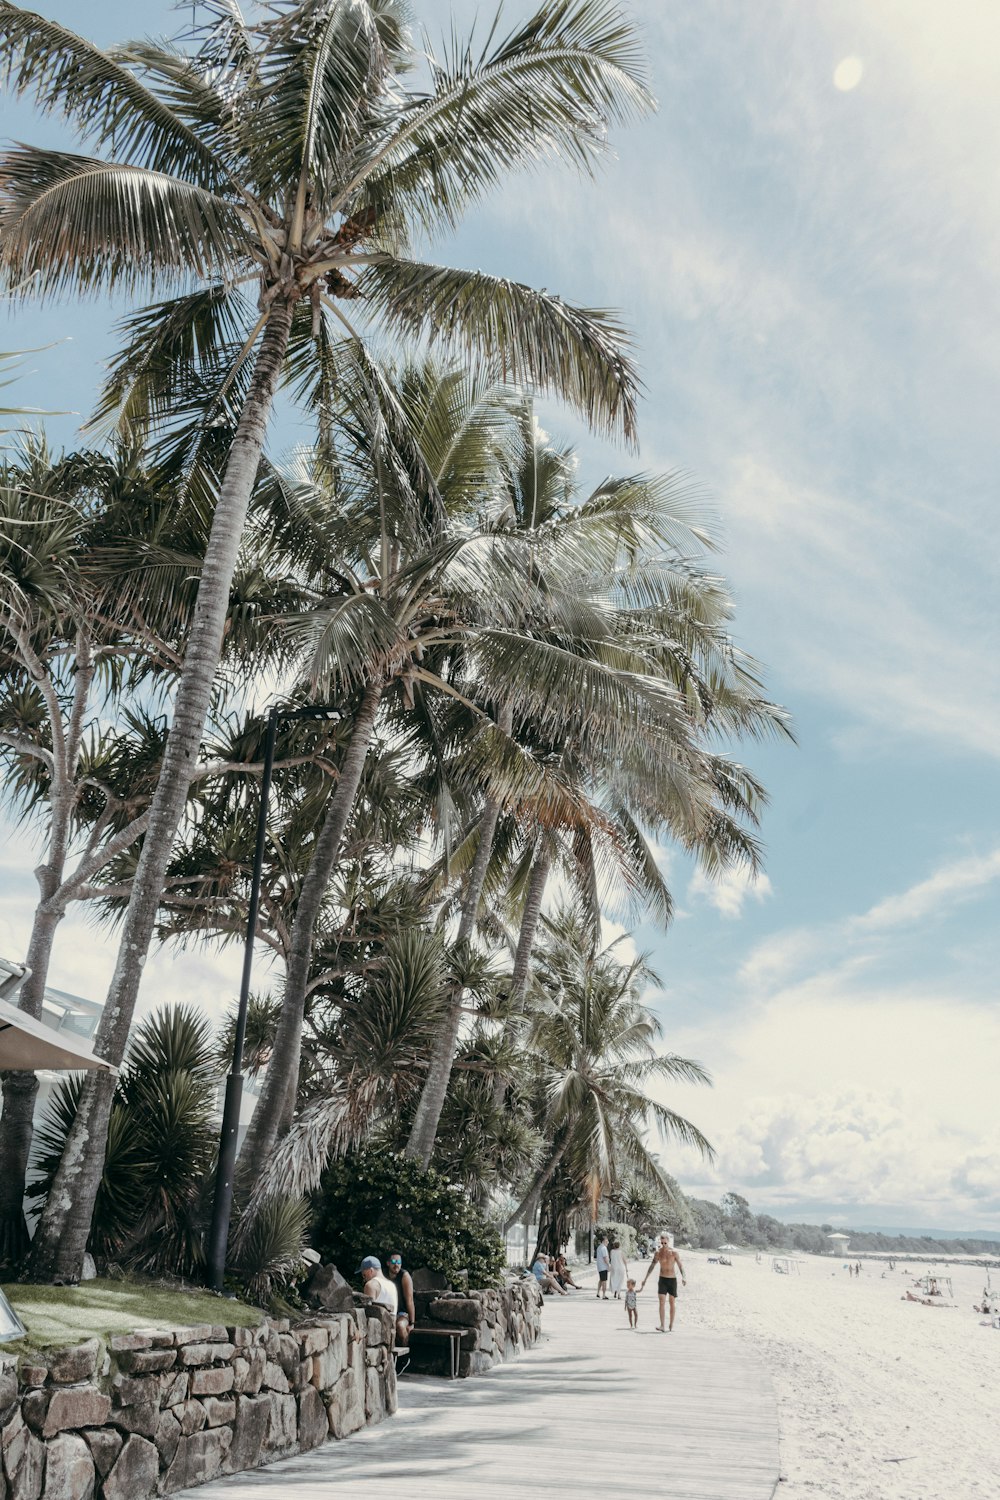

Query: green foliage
<box><xmin>311</xmin><ymin>1149</ymin><xmax>506</xmax><ymax>1288</ymax></box>
<box><xmin>29</xmin><ymin>1006</ymin><xmax>219</xmax><ymax>1274</ymax></box>
<box><xmin>231</xmin><ymin>1196</ymin><xmax>311</xmax><ymax>1306</ymax></box>
<box><xmin>595</xmin><ymin>1220</ymin><xmax>636</xmax><ymax>1257</ymax></box>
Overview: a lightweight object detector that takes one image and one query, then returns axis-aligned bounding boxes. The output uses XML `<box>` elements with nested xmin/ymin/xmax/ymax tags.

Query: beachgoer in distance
<box><xmin>358</xmin><ymin>1255</ymin><xmax>398</xmax><ymax>1315</ymax></box>
<box><xmin>385</xmin><ymin>1250</ymin><xmax>415</xmax><ymax>1346</ymax></box>
<box><xmin>609</xmin><ymin>1238</ymin><xmax>628</xmax><ymax>1299</ymax></box>
<box><xmin>625</xmin><ymin>1278</ymin><xmax>639</xmax><ymax>1329</ymax></box>
<box><xmin>640</xmin><ymin>1233</ymin><xmax>686</xmax><ymax>1332</ymax></box>
<box><xmin>595</xmin><ymin>1235</ymin><xmax>611</xmax><ymax>1298</ymax></box>
<box><xmin>532</xmin><ymin>1255</ymin><xmax>568</xmax><ymax>1296</ymax></box>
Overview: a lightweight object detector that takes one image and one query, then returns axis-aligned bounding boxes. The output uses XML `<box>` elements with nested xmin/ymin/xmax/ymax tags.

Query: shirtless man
<box><xmin>640</xmin><ymin>1233</ymin><xmax>686</xmax><ymax>1332</ymax></box>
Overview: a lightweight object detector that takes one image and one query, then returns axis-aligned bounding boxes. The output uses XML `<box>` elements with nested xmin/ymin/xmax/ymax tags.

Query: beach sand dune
<box><xmin>683</xmin><ymin>1251</ymin><xmax>997</xmax><ymax>1498</ymax></box>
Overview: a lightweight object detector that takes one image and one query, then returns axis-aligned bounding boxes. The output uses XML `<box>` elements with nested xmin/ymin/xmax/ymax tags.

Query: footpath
<box><xmin>176</xmin><ymin>1287</ymin><xmax>779</xmax><ymax>1500</ymax></box>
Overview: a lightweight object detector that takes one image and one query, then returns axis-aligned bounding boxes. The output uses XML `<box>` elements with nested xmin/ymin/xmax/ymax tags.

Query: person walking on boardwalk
<box><xmin>625</xmin><ymin>1278</ymin><xmax>639</xmax><ymax>1328</ymax></box>
<box><xmin>609</xmin><ymin>1238</ymin><xmax>628</xmax><ymax>1298</ymax></box>
<box><xmin>640</xmin><ymin>1233</ymin><xmax>686</xmax><ymax>1332</ymax></box>
<box><xmin>595</xmin><ymin>1234</ymin><xmax>611</xmax><ymax>1298</ymax></box>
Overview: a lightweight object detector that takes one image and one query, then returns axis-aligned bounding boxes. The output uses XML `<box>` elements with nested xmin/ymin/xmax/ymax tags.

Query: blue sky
<box><xmin>2</xmin><ymin>0</ymin><xmax>998</xmax><ymax>1232</ymax></box>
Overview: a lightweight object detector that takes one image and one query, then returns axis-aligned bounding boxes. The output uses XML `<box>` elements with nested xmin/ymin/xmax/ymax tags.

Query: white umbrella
<box><xmin>0</xmin><ymin>995</ymin><xmax>116</xmax><ymax>1072</ymax></box>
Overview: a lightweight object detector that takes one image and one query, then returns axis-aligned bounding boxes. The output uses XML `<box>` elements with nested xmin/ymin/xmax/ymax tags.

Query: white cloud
<box><xmin>659</xmin><ymin>984</ymin><xmax>1000</xmax><ymax>1227</ymax></box>
<box><xmin>689</xmin><ymin>865</ymin><xmax>772</xmax><ymax>920</ymax></box>
<box><xmin>852</xmin><ymin>847</ymin><xmax>1000</xmax><ymax>932</ymax></box>
<box><xmin>739</xmin><ymin>844</ymin><xmax>1000</xmax><ymax>992</ymax></box>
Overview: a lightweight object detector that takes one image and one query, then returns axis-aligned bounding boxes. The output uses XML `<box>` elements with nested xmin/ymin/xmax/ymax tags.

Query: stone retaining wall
<box><xmin>0</xmin><ymin>1301</ymin><xmax>395</xmax><ymax>1500</ymax></box>
<box><xmin>411</xmin><ymin>1281</ymin><xmax>543</xmax><ymax>1377</ymax></box>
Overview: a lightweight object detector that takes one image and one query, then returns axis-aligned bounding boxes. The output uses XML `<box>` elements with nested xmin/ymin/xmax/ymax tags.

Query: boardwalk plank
<box><xmin>175</xmin><ymin>1295</ymin><xmax>778</xmax><ymax>1499</ymax></box>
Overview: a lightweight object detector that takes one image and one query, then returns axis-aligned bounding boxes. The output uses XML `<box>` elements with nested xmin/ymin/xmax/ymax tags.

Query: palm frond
<box><xmin>0</xmin><ymin>147</ymin><xmax>251</xmax><ymax>296</ymax></box>
<box><xmin>359</xmin><ymin>257</ymin><xmax>639</xmax><ymax>441</ymax></box>
<box><xmin>347</xmin><ymin>0</ymin><xmax>653</xmax><ymax>233</ymax></box>
<box><xmin>0</xmin><ymin>5</ymin><xmax>227</xmax><ymax>183</ymax></box>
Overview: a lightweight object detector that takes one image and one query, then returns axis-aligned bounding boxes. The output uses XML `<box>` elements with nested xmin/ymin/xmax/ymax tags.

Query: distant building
<box><xmin>827</xmin><ymin>1231</ymin><xmax>851</xmax><ymax>1257</ymax></box>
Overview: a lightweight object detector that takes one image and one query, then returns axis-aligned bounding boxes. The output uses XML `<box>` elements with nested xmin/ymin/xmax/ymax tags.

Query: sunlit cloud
<box><xmin>689</xmin><ymin>865</ymin><xmax>773</xmax><ymax>920</ymax></box>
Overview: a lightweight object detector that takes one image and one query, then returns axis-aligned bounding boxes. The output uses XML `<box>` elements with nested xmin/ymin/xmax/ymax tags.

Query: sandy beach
<box><xmin>670</xmin><ymin>1249</ymin><xmax>998</xmax><ymax>1499</ymax></box>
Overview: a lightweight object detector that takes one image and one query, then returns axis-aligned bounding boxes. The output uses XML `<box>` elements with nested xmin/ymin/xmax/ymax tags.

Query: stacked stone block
<box><xmin>0</xmin><ymin>1303</ymin><xmax>395</xmax><ymax>1500</ymax></box>
<box><xmin>411</xmin><ymin>1281</ymin><xmax>543</xmax><ymax>1378</ymax></box>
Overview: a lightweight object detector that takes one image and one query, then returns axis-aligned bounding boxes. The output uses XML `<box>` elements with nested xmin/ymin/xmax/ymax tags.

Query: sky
<box><xmin>2</xmin><ymin>0</ymin><xmax>998</xmax><ymax>1234</ymax></box>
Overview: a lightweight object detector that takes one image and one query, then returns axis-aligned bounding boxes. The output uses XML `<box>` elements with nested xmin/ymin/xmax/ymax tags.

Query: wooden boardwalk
<box><xmin>181</xmin><ymin>1292</ymin><xmax>779</xmax><ymax>1500</ymax></box>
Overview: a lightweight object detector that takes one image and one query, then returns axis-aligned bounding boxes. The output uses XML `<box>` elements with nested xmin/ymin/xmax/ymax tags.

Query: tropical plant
<box><xmin>0</xmin><ymin>0</ymin><xmax>650</xmax><ymax>1282</ymax></box>
<box><xmin>0</xmin><ymin>441</ymin><xmax>171</xmax><ymax>1260</ymax></box>
<box><xmin>0</xmin><ymin>439</ymin><xmax>326</xmax><ymax>1262</ymax></box>
<box><xmin>311</xmin><ymin>1149</ymin><xmax>506</xmax><ymax>1288</ymax></box>
<box><xmin>504</xmin><ymin>907</ymin><xmax>714</xmax><ymax>1255</ymax></box>
<box><xmin>28</xmin><ymin>1006</ymin><xmax>220</xmax><ymax>1275</ymax></box>
<box><xmin>230</xmin><ymin>1194</ymin><xmax>312</xmax><ymax>1305</ymax></box>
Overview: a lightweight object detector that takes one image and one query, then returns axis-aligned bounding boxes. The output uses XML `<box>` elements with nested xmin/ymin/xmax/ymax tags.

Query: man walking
<box><xmin>640</xmin><ymin>1232</ymin><xmax>686</xmax><ymax>1332</ymax></box>
<box><xmin>595</xmin><ymin>1234</ymin><xmax>611</xmax><ymax>1298</ymax></box>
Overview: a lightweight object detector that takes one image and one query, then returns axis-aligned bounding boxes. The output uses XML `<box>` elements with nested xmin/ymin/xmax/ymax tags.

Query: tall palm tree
<box><xmin>1</xmin><ymin>0</ymin><xmax>651</xmax><ymax>1280</ymax></box>
<box><xmin>504</xmin><ymin>907</ymin><xmax>713</xmax><ymax>1252</ymax></box>
<box><xmin>403</xmin><ymin>411</ymin><xmax>790</xmax><ymax>1162</ymax></box>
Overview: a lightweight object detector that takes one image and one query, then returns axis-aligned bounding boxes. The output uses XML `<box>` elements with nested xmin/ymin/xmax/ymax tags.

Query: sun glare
<box><xmin>833</xmin><ymin>56</ymin><xmax>864</xmax><ymax>92</ymax></box>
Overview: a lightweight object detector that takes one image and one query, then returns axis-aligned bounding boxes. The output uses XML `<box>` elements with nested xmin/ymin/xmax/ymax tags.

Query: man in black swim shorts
<box><xmin>640</xmin><ymin>1233</ymin><xmax>686</xmax><ymax>1331</ymax></box>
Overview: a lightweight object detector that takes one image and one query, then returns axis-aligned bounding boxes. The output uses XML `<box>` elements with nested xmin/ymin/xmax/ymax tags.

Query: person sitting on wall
<box><xmin>358</xmin><ymin>1255</ymin><xmax>398</xmax><ymax>1316</ymax></box>
<box><xmin>553</xmin><ymin>1252</ymin><xmax>581</xmax><ymax>1289</ymax></box>
<box><xmin>531</xmin><ymin>1255</ymin><xmax>567</xmax><ymax>1295</ymax></box>
<box><xmin>384</xmin><ymin>1250</ymin><xmax>416</xmax><ymax>1346</ymax></box>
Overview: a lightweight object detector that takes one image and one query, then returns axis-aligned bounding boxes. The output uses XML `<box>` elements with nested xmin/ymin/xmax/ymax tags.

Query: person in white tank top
<box><xmin>358</xmin><ymin>1255</ymin><xmax>398</xmax><ymax>1314</ymax></box>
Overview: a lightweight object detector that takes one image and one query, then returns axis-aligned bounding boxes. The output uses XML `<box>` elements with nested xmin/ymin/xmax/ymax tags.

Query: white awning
<box><xmin>0</xmin><ymin>996</ymin><xmax>116</xmax><ymax>1073</ymax></box>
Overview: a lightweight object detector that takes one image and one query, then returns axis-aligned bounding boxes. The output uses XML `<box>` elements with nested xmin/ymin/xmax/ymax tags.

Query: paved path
<box><xmin>181</xmin><ymin>1292</ymin><xmax>779</xmax><ymax>1500</ymax></box>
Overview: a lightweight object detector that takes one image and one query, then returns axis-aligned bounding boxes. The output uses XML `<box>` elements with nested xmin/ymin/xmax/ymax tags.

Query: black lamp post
<box><xmin>206</xmin><ymin>702</ymin><xmax>340</xmax><ymax>1293</ymax></box>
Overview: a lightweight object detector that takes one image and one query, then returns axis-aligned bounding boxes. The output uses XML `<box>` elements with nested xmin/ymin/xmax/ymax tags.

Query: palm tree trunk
<box><xmin>491</xmin><ymin>840</ymin><xmax>553</xmax><ymax>1108</ymax></box>
<box><xmin>509</xmin><ymin>841</ymin><xmax>553</xmax><ymax>1008</ymax></box>
<box><xmin>404</xmin><ymin>789</ymin><xmax>504</xmax><ymax>1167</ymax></box>
<box><xmin>504</xmin><ymin>1135</ymin><xmax>568</xmax><ymax>1233</ymax></box>
<box><xmin>237</xmin><ymin>681</ymin><xmax>383</xmax><ymax>1185</ymax></box>
<box><xmin>27</xmin><ymin>300</ymin><xmax>296</xmax><ymax>1283</ymax></box>
<box><xmin>0</xmin><ymin>902</ymin><xmax>62</xmax><ymax>1263</ymax></box>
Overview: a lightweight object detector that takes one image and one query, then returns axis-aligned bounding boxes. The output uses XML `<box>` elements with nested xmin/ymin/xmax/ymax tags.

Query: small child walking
<box><xmin>625</xmin><ymin>1278</ymin><xmax>638</xmax><ymax>1328</ymax></box>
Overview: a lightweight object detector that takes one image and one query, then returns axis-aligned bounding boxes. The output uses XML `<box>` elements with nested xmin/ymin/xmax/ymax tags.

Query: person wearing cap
<box><xmin>357</xmin><ymin>1255</ymin><xmax>398</xmax><ymax>1316</ymax></box>
<box><xmin>384</xmin><ymin>1250</ymin><xmax>416</xmax><ymax>1347</ymax></box>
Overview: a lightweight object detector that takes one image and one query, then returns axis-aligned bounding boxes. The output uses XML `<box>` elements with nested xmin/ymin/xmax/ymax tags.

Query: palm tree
<box><xmin>404</xmin><ymin>410</ymin><xmax>790</xmax><ymax>1162</ymax></box>
<box><xmin>503</xmin><ymin>907</ymin><xmax>713</xmax><ymax>1254</ymax></box>
<box><xmin>0</xmin><ymin>0</ymin><xmax>651</xmax><ymax>1281</ymax></box>
<box><xmin>0</xmin><ymin>440</ymin><xmax>321</xmax><ymax>1262</ymax></box>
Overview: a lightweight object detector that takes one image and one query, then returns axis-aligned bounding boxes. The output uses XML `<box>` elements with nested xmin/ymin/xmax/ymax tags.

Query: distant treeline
<box><xmin>673</xmin><ymin>1190</ymin><xmax>999</xmax><ymax>1258</ymax></box>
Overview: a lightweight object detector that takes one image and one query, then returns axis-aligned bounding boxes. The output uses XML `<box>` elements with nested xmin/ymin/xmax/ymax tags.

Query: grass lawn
<box><xmin>1</xmin><ymin>1278</ymin><xmax>264</xmax><ymax>1357</ymax></box>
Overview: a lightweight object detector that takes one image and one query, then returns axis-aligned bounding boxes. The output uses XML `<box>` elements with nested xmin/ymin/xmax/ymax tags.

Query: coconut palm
<box><xmin>402</xmin><ymin>407</ymin><xmax>790</xmax><ymax>1163</ymax></box>
<box><xmin>503</xmin><ymin>907</ymin><xmax>714</xmax><ymax>1252</ymax></box>
<box><xmin>234</xmin><ymin>359</ymin><xmax>667</xmax><ymax>1177</ymax></box>
<box><xmin>0</xmin><ymin>439</ymin><xmax>325</xmax><ymax>1262</ymax></box>
<box><xmin>1</xmin><ymin>0</ymin><xmax>651</xmax><ymax>1280</ymax></box>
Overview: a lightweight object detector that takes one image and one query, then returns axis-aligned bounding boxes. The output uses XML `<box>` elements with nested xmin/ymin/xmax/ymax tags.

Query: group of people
<box><xmin>530</xmin><ymin>1251</ymin><xmax>582</xmax><ymax>1294</ymax></box>
<box><xmin>357</xmin><ymin>1251</ymin><xmax>416</xmax><ymax>1350</ymax></box>
<box><xmin>536</xmin><ymin>1232</ymin><xmax>687</xmax><ymax>1333</ymax></box>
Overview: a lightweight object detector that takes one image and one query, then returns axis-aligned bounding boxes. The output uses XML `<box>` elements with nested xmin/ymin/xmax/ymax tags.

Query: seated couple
<box><xmin>358</xmin><ymin>1252</ymin><xmax>416</xmax><ymax>1348</ymax></box>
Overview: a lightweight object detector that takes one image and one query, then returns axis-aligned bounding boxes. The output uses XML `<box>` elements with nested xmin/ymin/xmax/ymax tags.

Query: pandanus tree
<box><xmin>0</xmin><ymin>0</ymin><xmax>651</xmax><ymax>1280</ymax></box>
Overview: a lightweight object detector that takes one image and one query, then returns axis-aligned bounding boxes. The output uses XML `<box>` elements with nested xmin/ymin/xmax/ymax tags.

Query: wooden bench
<box><xmin>405</xmin><ymin>1325</ymin><xmax>463</xmax><ymax>1379</ymax></box>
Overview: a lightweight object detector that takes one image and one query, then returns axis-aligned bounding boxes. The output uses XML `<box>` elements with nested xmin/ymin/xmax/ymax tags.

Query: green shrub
<box><xmin>595</xmin><ymin>1220</ymin><xmax>637</xmax><ymax>1257</ymax></box>
<box><xmin>311</xmin><ymin>1151</ymin><xmax>506</xmax><ymax>1288</ymax></box>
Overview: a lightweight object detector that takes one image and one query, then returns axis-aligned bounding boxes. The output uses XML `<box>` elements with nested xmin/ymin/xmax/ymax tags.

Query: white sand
<box><xmin>677</xmin><ymin>1250</ymin><xmax>999</xmax><ymax>1499</ymax></box>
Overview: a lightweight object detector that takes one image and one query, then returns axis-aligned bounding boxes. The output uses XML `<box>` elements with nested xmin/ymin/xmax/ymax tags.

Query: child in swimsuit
<box><xmin>625</xmin><ymin>1278</ymin><xmax>638</xmax><ymax>1328</ymax></box>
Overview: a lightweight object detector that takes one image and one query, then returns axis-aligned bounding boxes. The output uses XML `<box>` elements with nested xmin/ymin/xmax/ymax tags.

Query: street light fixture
<box><xmin>206</xmin><ymin>702</ymin><xmax>340</xmax><ymax>1292</ymax></box>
